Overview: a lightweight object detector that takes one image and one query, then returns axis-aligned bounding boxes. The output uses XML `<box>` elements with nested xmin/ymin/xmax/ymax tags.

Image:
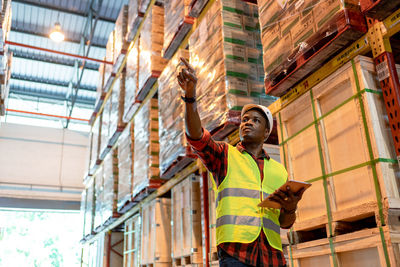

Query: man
<box><xmin>177</xmin><ymin>58</ymin><xmax>305</xmax><ymax>267</ymax></box>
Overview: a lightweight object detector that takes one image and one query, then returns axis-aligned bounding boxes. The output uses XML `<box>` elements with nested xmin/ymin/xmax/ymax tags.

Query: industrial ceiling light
<box><xmin>49</xmin><ymin>22</ymin><xmax>64</xmax><ymax>43</ymax></box>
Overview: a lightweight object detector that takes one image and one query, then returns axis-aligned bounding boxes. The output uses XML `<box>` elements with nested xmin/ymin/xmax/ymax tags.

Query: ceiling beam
<box><xmin>11</xmin><ymin>27</ymin><xmax>107</xmax><ymax>49</ymax></box>
<box><xmin>9</xmin><ymin>86</ymin><xmax>95</xmax><ymax>106</ymax></box>
<box><xmin>12</xmin><ymin>0</ymin><xmax>116</xmax><ymax>24</ymax></box>
<box><xmin>10</xmin><ymin>48</ymin><xmax>100</xmax><ymax>71</ymax></box>
<box><xmin>11</xmin><ymin>73</ymin><xmax>97</xmax><ymax>92</ymax></box>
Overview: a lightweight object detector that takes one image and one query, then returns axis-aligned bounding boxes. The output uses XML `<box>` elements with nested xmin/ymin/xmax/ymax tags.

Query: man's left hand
<box><xmin>268</xmin><ymin>186</ymin><xmax>306</xmax><ymax>213</ymax></box>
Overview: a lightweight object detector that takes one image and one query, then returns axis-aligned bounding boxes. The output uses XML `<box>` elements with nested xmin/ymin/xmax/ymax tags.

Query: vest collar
<box><xmin>236</xmin><ymin>142</ymin><xmax>270</xmax><ymax>160</ymax></box>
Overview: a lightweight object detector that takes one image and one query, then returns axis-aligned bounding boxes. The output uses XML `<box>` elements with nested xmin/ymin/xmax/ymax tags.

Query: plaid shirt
<box><xmin>187</xmin><ymin>128</ymin><xmax>287</xmax><ymax>267</ymax></box>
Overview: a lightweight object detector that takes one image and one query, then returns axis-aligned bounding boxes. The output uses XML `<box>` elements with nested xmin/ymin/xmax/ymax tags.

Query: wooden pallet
<box><xmin>117</xmin><ymin>195</ymin><xmax>137</xmax><ymax>214</ymax></box>
<box><xmin>136</xmin><ymin>71</ymin><xmax>161</xmax><ymax>102</ymax></box>
<box><xmin>140</xmin><ymin>263</ymin><xmax>171</xmax><ymax>267</ymax></box>
<box><xmin>160</xmin><ymin>147</ymin><xmax>197</xmax><ymax>179</ymax></box>
<box><xmin>173</xmin><ymin>253</ymin><xmax>203</xmax><ymax>267</ymax></box>
<box><xmin>288</xmin><ymin>226</ymin><xmax>400</xmax><ymax>267</ymax></box>
<box><xmin>188</xmin><ymin>0</ymin><xmax>208</xmax><ymax>18</ymax></box>
<box><xmin>209</xmin><ymin>110</ymin><xmax>241</xmax><ymax>141</ymax></box>
<box><xmin>132</xmin><ymin>179</ymin><xmax>164</xmax><ymax>203</ymax></box>
<box><xmin>360</xmin><ymin>0</ymin><xmax>400</xmax><ymax>20</ymax></box>
<box><xmin>266</xmin><ymin>9</ymin><xmax>367</xmax><ymax>97</ymax></box>
<box><xmin>163</xmin><ymin>16</ymin><xmax>194</xmax><ymax>59</ymax></box>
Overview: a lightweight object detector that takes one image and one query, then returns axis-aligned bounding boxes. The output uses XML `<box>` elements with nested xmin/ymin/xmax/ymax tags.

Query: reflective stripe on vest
<box><xmin>262</xmin><ymin>217</ymin><xmax>280</xmax><ymax>234</ymax></box>
<box><xmin>216</xmin><ymin>188</ymin><xmax>261</xmax><ymax>207</ymax></box>
<box><xmin>217</xmin><ymin>215</ymin><xmax>261</xmax><ymax>228</ymax></box>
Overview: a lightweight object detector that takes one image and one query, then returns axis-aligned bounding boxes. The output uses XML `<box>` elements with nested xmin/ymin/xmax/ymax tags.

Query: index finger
<box><xmin>180</xmin><ymin>57</ymin><xmax>195</xmax><ymax>72</ymax></box>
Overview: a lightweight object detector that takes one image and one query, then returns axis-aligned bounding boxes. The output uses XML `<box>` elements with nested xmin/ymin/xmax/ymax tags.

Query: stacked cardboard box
<box><xmin>117</xmin><ymin>123</ymin><xmax>134</xmax><ymax>210</ymax></box>
<box><xmin>109</xmin><ymin>70</ymin><xmax>126</xmax><ymax>136</ymax></box>
<box><xmin>133</xmin><ymin>98</ymin><xmax>160</xmax><ymax>198</ymax></box>
<box><xmin>94</xmin><ymin>165</ymin><xmax>104</xmax><ymax>231</ymax></box>
<box><xmin>258</xmin><ymin>0</ymin><xmax>364</xmax><ymax>95</ymax></box>
<box><xmin>84</xmin><ymin>178</ymin><xmax>95</xmax><ymax>237</ymax></box>
<box><xmin>137</xmin><ymin>5</ymin><xmax>168</xmax><ymax>99</ymax></box>
<box><xmin>104</xmin><ymin>30</ymin><xmax>115</xmax><ymax>89</ymax></box>
<box><xmin>95</xmin><ymin>61</ymin><xmax>106</xmax><ymax>105</ymax></box>
<box><xmin>189</xmin><ymin>0</ymin><xmax>276</xmax><ymax>132</ymax></box>
<box><xmin>141</xmin><ymin>198</ymin><xmax>171</xmax><ymax>266</ymax></box>
<box><xmin>123</xmin><ymin>41</ymin><xmax>139</xmax><ymax>123</ymax></box>
<box><xmin>163</xmin><ymin>0</ymin><xmax>191</xmax><ymax>56</ymax></box>
<box><xmin>102</xmin><ymin>149</ymin><xmax>119</xmax><ymax>225</ymax></box>
<box><xmin>90</xmin><ymin>115</ymin><xmax>101</xmax><ymax>170</ymax></box>
<box><xmin>158</xmin><ymin>50</ymin><xmax>192</xmax><ymax>175</ymax></box>
<box><xmin>100</xmin><ymin>96</ymin><xmax>112</xmax><ymax>155</ymax></box>
<box><xmin>114</xmin><ymin>5</ymin><xmax>129</xmax><ymax>65</ymax></box>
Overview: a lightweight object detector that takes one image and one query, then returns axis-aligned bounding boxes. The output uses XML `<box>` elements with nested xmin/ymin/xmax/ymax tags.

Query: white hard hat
<box><xmin>241</xmin><ymin>104</ymin><xmax>273</xmax><ymax>136</ymax></box>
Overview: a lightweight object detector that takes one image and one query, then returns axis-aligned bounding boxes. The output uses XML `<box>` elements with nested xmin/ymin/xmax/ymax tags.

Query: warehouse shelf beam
<box><xmin>12</xmin><ymin>0</ymin><xmax>116</xmax><ymax>24</ymax></box>
<box><xmin>6</xmin><ymin>108</ymin><xmax>90</xmax><ymax>122</ymax></box>
<box><xmin>10</xmin><ymin>48</ymin><xmax>100</xmax><ymax>71</ymax></box>
<box><xmin>11</xmin><ymin>73</ymin><xmax>97</xmax><ymax>92</ymax></box>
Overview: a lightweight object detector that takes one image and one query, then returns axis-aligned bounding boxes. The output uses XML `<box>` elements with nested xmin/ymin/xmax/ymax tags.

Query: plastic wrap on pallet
<box><xmin>90</xmin><ymin>115</ymin><xmax>101</xmax><ymax>170</ymax></box>
<box><xmin>127</xmin><ymin>0</ymin><xmax>140</xmax><ymax>38</ymax></box>
<box><xmin>189</xmin><ymin>0</ymin><xmax>272</xmax><ymax>132</ymax></box>
<box><xmin>94</xmin><ymin>165</ymin><xmax>104</xmax><ymax>231</ymax></box>
<box><xmin>110</xmin><ymin>70</ymin><xmax>126</xmax><ymax>136</ymax></box>
<box><xmin>96</xmin><ymin>61</ymin><xmax>106</xmax><ymax>103</ymax></box>
<box><xmin>1</xmin><ymin>0</ymin><xmax>11</xmax><ymax>44</ymax></box>
<box><xmin>163</xmin><ymin>0</ymin><xmax>191</xmax><ymax>55</ymax></box>
<box><xmin>124</xmin><ymin>41</ymin><xmax>139</xmax><ymax>123</ymax></box>
<box><xmin>257</xmin><ymin>0</ymin><xmax>362</xmax><ymax>95</ymax></box>
<box><xmin>137</xmin><ymin>5</ymin><xmax>167</xmax><ymax>94</ymax></box>
<box><xmin>100</xmin><ymin>96</ymin><xmax>112</xmax><ymax>155</ymax></box>
<box><xmin>117</xmin><ymin>123</ymin><xmax>134</xmax><ymax>209</ymax></box>
<box><xmin>105</xmin><ymin>30</ymin><xmax>115</xmax><ymax>87</ymax></box>
<box><xmin>114</xmin><ymin>5</ymin><xmax>129</xmax><ymax>63</ymax></box>
<box><xmin>86</xmin><ymin>132</ymin><xmax>93</xmax><ymax>174</ymax></box>
<box><xmin>133</xmin><ymin>98</ymin><xmax>160</xmax><ymax>197</ymax></box>
<box><xmin>84</xmin><ymin>178</ymin><xmax>95</xmax><ymax>236</ymax></box>
<box><xmin>158</xmin><ymin>50</ymin><xmax>190</xmax><ymax>175</ymax></box>
<box><xmin>80</xmin><ymin>189</ymin><xmax>87</xmax><ymax>238</ymax></box>
<box><xmin>102</xmin><ymin>149</ymin><xmax>119</xmax><ymax>224</ymax></box>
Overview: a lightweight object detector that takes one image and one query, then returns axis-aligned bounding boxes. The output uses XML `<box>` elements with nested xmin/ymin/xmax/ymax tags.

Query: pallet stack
<box><xmin>123</xmin><ymin>41</ymin><xmax>139</xmax><ymax>123</ymax></box>
<box><xmin>133</xmin><ymin>98</ymin><xmax>162</xmax><ymax>200</ymax></box>
<box><xmin>258</xmin><ymin>0</ymin><xmax>367</xmax><ymax>96</ymax></box>
<box><xmin>90</xmin><ymin>115</ymin><xmax>102</xmax><ymax>171</ymax></box>
<box><xmin>171</xmin><ymin>175</ymin><xmax>203</xmax><ymax>267</ymax></box>
<box><xmin>158</xmin><ymin>49</ymin><xmax>196</xmax><ymax>179</ymax></box>
<box><xmin>110</xmin><ymin>69</ymin><xmax>127</xmax><ymax>141</ymax></box>
<box><xmin>137</xmin><ymin>4</ymin><xmax>168</xmax><ymax>101</ymax></box>
<box><xmin>84</xmin><ymin>177</ymin><xmax>95</xmax><ymax>237</ymax></box>
<box><xmin>94</xmin><ymin>165</ymin><xmax>105</xmax><ymax>232</ymax></box>
<box><xmin>117</xmin><ymin>123</ymin><xmax>135</xmax><ymax>212</ymax></box>
<box><xmin>276</xmin><ymin>56</ymin><xmax>400</xmax><ymax>266</ymax></box>
<box><xmin>189</xmin><ymin>0</ymin><xmax>274</xmax><ymax>139</ymax></box>
<box><xmin>114</xmin><ymin>5</ymin><xmax>129</xmax><ymax>71</ymax></box>
<box><xmin>141</xmin><ymin>198</ymin><xmax>172</xmax><ymax>267</ymax></box>
<box><xmin>102</xmin><ymin>148</ymin><xmax>120</xmax><ymax>226</ymax></box>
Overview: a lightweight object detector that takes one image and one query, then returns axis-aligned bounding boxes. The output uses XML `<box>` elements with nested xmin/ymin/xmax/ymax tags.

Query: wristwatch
<box><xmin>181</xmin><ymin>95</ymin><xmax>196</xmax><ymax>103</ymax></box>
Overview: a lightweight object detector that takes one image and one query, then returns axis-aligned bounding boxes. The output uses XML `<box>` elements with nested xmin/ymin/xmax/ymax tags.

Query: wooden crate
<box><xmin>124</xmin><ymin>214</ymin><xmax>141</xmax><ymax>267</ymax></box>
<box><xmin>171</xmin><ymin>175</ymin><xmax>203</xmax><ymax>266</ymax></box>
<box><xmin>277</xmin><ymin>56</ymin><xmax>400</xmax><ymax>233</ymax></box>
<box><xmin>287</xmin><ymin>226</ymin><xmax>400</xmax><ymax>267</ymax></box>
<box><xmin>141</xmin><ymin>198</ymin><xmax>172</xmax><ymax>265</ymax></box>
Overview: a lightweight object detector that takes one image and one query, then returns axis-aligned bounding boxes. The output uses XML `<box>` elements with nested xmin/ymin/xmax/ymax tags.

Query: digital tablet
<box><xmin>258</xmin><ymin>180</ymin><xmax>312</xmax><ymax>209</ymax></box>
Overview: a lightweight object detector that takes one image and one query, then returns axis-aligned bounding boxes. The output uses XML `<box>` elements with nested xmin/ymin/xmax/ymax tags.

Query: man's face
<box><xmin>239</xmin><ymin>109</ymin><xmax>269</xmax><ymax>143</ymax></box>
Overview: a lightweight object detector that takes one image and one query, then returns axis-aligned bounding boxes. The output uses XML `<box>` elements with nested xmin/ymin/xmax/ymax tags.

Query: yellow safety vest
<box><xmin>212</xmin><ymin>144</ymin><xmax>288</xmax><ymax>251</ymax></box>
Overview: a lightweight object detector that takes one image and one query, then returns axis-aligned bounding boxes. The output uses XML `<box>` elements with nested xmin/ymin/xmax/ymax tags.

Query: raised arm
<box><xmin>177</xmin><ymin>57</ymin><xmax>202</xmax><ymax>140</ymax></box>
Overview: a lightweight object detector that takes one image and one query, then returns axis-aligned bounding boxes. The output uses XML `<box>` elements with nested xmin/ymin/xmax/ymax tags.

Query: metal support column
<box><xmin>368</xmin><ymin>18</ymin><xmax>400</xmax><ymax>165</ymax></box>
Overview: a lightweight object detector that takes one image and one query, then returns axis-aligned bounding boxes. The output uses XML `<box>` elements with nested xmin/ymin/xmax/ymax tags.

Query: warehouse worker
<box><xmin>177</xmin><ymin>58</ymin><xmax>305</xmax><ymax>267</ymax></box>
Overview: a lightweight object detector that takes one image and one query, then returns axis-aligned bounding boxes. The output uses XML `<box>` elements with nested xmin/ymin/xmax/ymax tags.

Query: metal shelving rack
<box><xmin>81</xmin><ymin>2</ymin><xmax>400</xmax><ymax>267</ymax></box>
